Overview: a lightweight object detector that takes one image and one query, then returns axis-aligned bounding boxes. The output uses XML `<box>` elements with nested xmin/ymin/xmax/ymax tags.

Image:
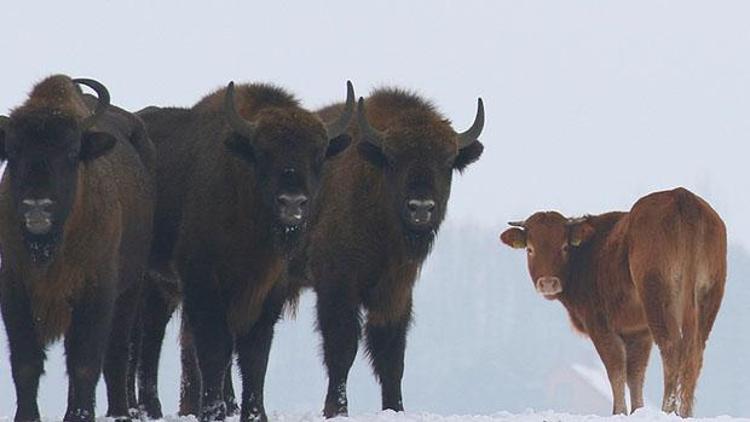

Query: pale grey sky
<box><xmin>2</xmin><ymin>1</ymin><xmax>748</xmax><ymax>246</ymax></box>
<box><xmin>1</xmin><ymin>1</ymin><xmax>750</xmax><ymax>417</ymax></box>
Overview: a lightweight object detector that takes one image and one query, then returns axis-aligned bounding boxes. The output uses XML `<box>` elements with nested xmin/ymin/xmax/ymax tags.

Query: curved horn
<box><xmin>456</xmin><ymin>98</ymin><xmax>484</xmax><ymax>149</ymax></box>
<box><xmin>224</xmin><ymin>81</ymin><xmax>256</xmax><ymax>140</ymax></box>
<box><xmin>508</xmin><ymin>220</ymin><xmax>526</xmax><ymax>228</ymax></box>
<box><xmin>73</xmin><ymin>78</ymin><xmax>110</xmax><ymax>130</ymax></box>
<box><xmin>0</xmin><ymin>116</ymin><xmax>9</xmax><ymax>128</ymax></box>
<box><xmin>325</xmin><ymin>81</ymin><xmax>355</xmax><ymax>139</ymax></box>
<box><xmin>357</xmin><ymin>97</ymin><xmax>385</xmax><ymax>148</ymax></box>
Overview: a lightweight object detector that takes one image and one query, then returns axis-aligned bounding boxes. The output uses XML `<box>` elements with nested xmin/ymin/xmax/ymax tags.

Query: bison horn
<box><xmin>456</xmin><ymin>98</ymin><xmax>484</xmax><ymax>149</ymax></box>
<box><xmin>325</xmin><ymin>81</ymin><xmax>355</xmax><ymax>139</ymax></box>
<box><xmin>357</xmin><ymin>97</ymin><xmax>386</xmax><ymax>148</ymax></box>
<box><xmin>224</xmin><ymin>81</ymin><xmax>257</xmax><ymax>140</ymax></box>
<box><xmin>73</xmin><ymin>78</ymin><xmax>111</xmax><ymax>130</ymax></box>
<box><xmin>0</xmin><ymin>115</ymin><xmax>8</xmax><ymax>128</ymax></box>
<box><xmin>508</xmin><ymin>220</ymin><xmax>526</xmax><ymax>228</ymax></box>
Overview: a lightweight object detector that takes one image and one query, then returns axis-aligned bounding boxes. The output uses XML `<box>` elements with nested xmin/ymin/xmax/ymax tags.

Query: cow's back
<box><xmin>626</xmin><ymin>188</ymin><xmax>727</xmax><ymax>314</ymax></box>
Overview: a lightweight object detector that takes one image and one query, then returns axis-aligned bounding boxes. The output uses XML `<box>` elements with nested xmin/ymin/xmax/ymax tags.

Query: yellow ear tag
<box><xmin>570</xmin><ymin>238</ymin><xmax>581</xmax><ymax>247</ymax></box>
<box><xmin>513</xmin><ymin>240</ymin><xmax>526</xmax><ymax>249</ymax></box>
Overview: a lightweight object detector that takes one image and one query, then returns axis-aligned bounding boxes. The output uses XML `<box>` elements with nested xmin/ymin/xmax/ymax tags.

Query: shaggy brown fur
<box><xmin>303</xmin><ymin>88</ymin><xmax>484</xmax><ymax>417</ymax></box>
<box><xmin>135</xmin><ymin>82</ymin><xmax>353</xmax><ymax>422</ymax></box>
<box><xmin>0</xmin><ymin>75</ymin><xmax>155</xmax><ymax>422</ymax></box>
<box><xmin>500</xmin><ymin>187</ymin><xmax>726</xmax><ymax>417</ymax></box>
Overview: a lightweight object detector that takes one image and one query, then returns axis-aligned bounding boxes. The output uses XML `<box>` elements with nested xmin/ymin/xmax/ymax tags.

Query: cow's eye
<box><xmin>527</xmin><ymin>247</ymin><xmax>534</xmax><ymax>255</ymax></box>
<box><xmin>67</xmin><ymin>150</ymin><xmax>79</xmax><ymax>162</ymax></box>
<box><xmin>562</xmin><ymin>244</ymin><xmax>569</xmax><ymax>254</ymax></box>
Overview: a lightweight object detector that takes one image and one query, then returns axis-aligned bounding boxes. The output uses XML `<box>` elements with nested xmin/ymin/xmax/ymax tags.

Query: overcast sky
<box><xmin>2</xmin><ymin>1</ymin><xmax>750</xmax><ymax>417</ymax></box>
<box><xmin>2</xmin><ymin>0</ymin><xmax>748</xmax><ymax>246</ymax></box>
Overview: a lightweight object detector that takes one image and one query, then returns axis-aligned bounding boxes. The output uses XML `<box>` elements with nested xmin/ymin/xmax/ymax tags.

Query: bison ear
<box><xmin>358</xmin><ymin>141</ymin><xmax>388</xmax><ymax>167</ymax></box>
<box><xmin>326</xmin><ymin>134</ymin><xmax>352</xmax><ymax>158</ymax></box>
<box><xmin>81</xmin><ymin>131</ymin><xmax>117</xmax><ymax>161</ymax></box>
<box><xmin>569</xmin><ymin>222</ymin><xmax>595</xmax><ymax>247</ymax></box>
<box><xmin>224</xmin><ymin>133</ymin><xmax>256</xmax><ymax>164</ymax></box>
<box><xmin>500</xmin><ymin>227</ymin><xmax>527</xmax><ymax>249</ymax></box>
<box><xmin>453</xmin><ymin>140</ymin><xmax>484</xmax><ymax>172</ymax></box>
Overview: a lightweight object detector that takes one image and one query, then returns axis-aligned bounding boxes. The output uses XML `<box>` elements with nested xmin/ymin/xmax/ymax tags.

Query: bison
<box><xmin>134</xmin><ymin>81</ymin><xmax>355</xmax><ymax>422</ymax></box>
<box><xmin>500</xmin><ymin>187</ymin><xmax>726</xmax><ymax>417</ymax></box>
<box><xmin>0</xmin><ymin>75</ymin><xmax>155</xmax><ymax>422</ymax></box>
<box><xmin>298</xmin><ymin>89</ymin><xmax>485</xmax><ymax>417</ymax></box>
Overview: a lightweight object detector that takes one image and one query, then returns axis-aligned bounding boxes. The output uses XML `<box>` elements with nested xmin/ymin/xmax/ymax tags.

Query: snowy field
<box><xmin>0</xmin><ymin>409</ymin><xmax>746</xmax><ymax>422</ymax></box>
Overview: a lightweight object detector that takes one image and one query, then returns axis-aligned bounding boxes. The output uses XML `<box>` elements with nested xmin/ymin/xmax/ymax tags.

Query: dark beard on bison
<box><xmin>403</xmin><ymin>226</ymin><xmax>436</xmax><ymax>261</ymax></box>
<box><xmin>272</xmin><ymin>221</ymin><xmax>307</xmax><ymax>255</ymax></box>
<box><xmin>22</xmin><ymin>231</ymin><xmax>60</xmax><ymax>266</ymax></box>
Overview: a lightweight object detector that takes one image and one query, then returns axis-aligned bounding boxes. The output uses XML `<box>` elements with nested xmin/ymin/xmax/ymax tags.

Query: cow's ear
<box><xmin>81</xmin><ymin>131</ymin><xmax>117</xmax><ymax>161</ymax></box>
<box><xmin>453</xmin><ymin>140</ymin><xmax>484</xmax><ymax>172</ymax></box>
<box><xmin>225</xmin><ymin>133</ymin><xmax>256</xmax><ymax>164</ymax></box>
<box><xmin>569</xmin><ymin>222</ymin><xmax>595</xmax><ymax>247</ymax></box>
<box><xmin>358</xmin><ymin>141</ymin><xmax>388</xmax><ymax>167</ymax></box>
<box><xmin>500</xmin><ymin>228</ymin><xmax>527</xmax><ymax>249</ymax></box>
<box><xmin>326</xmin><ymin>134</ymin><xmax>351</xmax><ymax>159</ymax></box>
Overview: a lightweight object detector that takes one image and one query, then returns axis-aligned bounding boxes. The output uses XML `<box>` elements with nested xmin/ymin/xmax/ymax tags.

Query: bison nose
<box><xmin>277</xmin><ymin>193</ymin><xmax>308</xmax><ymax>226</ymax></box>
<box><xmin>406</xmin><ymin>199</ymin><xmax>436</xmax><ymax>226</ymax></box>
<box><xmin>535</xmin><ymin>276</ymin><xmax>563</xmax><ymax>298</ymax></box>
<box><xmin>21</xmin><ymin>198</ymin><xmax>54</xmax><ymax>235</ymax></box>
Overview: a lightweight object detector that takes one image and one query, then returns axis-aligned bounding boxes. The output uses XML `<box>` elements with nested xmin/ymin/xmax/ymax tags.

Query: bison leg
<box><xmin>137</xmin><ymin>274</ymin><xmax>179</xmax><ymax>419</ymax></box>
<box><xmin>179</xmin><ymin>310</ymin><xmax>203</xmax><ymax>416</ymax></box>
<box><xmin>589</xmin><ymin>330</ymin><xmax>627</xmax><ymax>415</ymax></box>
<box><xmin>622</xmin><ymin>330</ymin><xmax>652</xmax><ymax>412</ymax></box>
<box><xmin>104</xmin><ymin>284</ymin><xmax>142</xmax><ymax>421</ymax></box>
<box><xmin>316</xmin><ymin>287</ymin><xmax>362</xmax><ymax>418</ymax></box>
<box><xmin>234</xmin><ymin>290</ymin><xmax>284</xmax><ymax>422</ymax></box>
<box><xmin>63</xmin><ymin>290</ymin><xmax>115</xmax><ymax>422</ymax></box>
<box><xmin>182</xmin><ymin>272</ymin><xmax>233</xmax><ymax>422</ymax></box>
<box><xmin>365</xmin><ymin>306</ymin><xmax>412</xmax><ymax>412</ymax></box>
<box><xmin>1</xmin><ymin>278</ymin><xmax>46</xmax><ymax>422</ymax></box>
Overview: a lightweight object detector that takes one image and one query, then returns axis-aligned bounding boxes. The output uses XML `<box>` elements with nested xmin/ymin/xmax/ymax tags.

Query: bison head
<box><xmin>356</xmin><ymin>96</ymin><xmax>484</xmax><ymax>254</ymax></box>
<box><xmin>0</xmin><ymin>78</ymin><xmax>116</xmax><ymax>265</ymax></box>
<box><xmin>500</xmin><ymin>212</ymin><xmax>596</xmax><ymax>300</ymax></box>
<box><xmin>222</xmin><ymin>81</ymin><xmax>354</xmax><ymax>241</ymax></box>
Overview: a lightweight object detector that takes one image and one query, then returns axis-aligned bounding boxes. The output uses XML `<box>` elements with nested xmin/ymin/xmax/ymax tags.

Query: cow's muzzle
<box><xmin>21</xmin><ymin>198</ymin><xmax>54</xmax><ymax>235</ymax></box>
<box><xmin>535</xmin><ymin>276</ymin><xmax>562</xmax><ymax>299</ymax></box>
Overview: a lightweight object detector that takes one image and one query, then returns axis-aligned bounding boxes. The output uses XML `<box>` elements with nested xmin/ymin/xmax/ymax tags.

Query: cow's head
<box><xmin>223</xmin><ymin>81</ymin><xmax>354</xmax><ymax>241</ymax></box>
<box><xmin>357</xmin><ymin>96</ymin><xmax>484</xmax><ymax>252</ymax></box>
<box><xmin>0</xmin><ymin>78</ymin><xmax>116</xmax><ymax>266</ymax></box>
<box><xmin>500</xmin><ymin>212</ymin><xmax>595</xmax><ymax>300</ymax></box>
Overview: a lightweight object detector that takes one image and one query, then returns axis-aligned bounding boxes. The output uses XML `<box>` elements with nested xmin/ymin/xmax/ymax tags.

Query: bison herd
<box><xmin>0</xmin><ymin>75</ymin><xmax>726</xmax><ymax>422</ymax></box>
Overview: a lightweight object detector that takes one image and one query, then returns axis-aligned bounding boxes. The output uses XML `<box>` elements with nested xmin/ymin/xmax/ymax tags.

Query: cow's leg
<box><xmin>316</xmin><ymin>284</ymin><xmax>362</xmax><ymax>418</ymax></box>
<box><xmin>182</xmin><ymin>263</ymin><xmax>232</xmax><ymax>422</ymax></box>
<box><xmin>127</xmin><ymin>306</ymin><xmax>141</xmax><ymax>417</ymax></box>
<box><xmin>639</xmin><ymin>270</ymin><xmax>682</xmax><ymax>414</ymax></box>
<box><xmin>104</xmin><ymin>284</ymin><xmax>142</xmax><ymax>421</ymax></box>
<box><xmin>1</xmin><ymin>277</ymin><xmax>46</xmax><ymax>422</ymax></box>
<box><xmin>137</xmin><ymin>272</ymin><xmax>178</xmax><ymax>419</ymax></box>
<box><xmin>235</xmin><ymin>291</ymin><xmax>284</xmax><ymax>422</ymax></box>
<box><xmin>365</xmin><ymin>303</ymin><xmax>412</xmax><ymax>412</ymax></box>
<box><xmin>623</xmin><ymin>330</ymin><xmax>652</xmax><ymax>413</ymax></box>
<box><xmin>179</xmin><ymin>311</ymin><xmax>202</xmax><ymax>416</ymax></box>
<box><xmin>589</xmin><ymin>331</ymin><xmax>627</xmax><ymax>415</ymax></box>
<box><xmin>64</xmin><ymin>288</ymin><xmax>115</xmax><ymax>422</ymax></box>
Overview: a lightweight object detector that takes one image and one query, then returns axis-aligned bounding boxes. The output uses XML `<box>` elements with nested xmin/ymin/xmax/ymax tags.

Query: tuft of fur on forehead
<box><xmin>13</xmin><ymin>75</ymin><xmax>90</xmax><ymax>120</ymax></box>
<box><xmin>194</xmin><ymin>82</ymin><xmax>299</xmax><ymax>118</ymax></box>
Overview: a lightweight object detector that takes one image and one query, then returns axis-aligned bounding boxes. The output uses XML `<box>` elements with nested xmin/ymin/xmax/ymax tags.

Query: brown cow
<box><xmin>299</xmin><ymin>89</ymin><xmax>484</xmax><ymax>417</ymax></box>
<box><xmin>500</xmin><ymin>187</ymin><xmax>726</xmax><ymax>417</ymax></box>
<box><xmin>0</xmin><ymin>75</ymin><xmax>155</xmax><ymax>422</ymax></box>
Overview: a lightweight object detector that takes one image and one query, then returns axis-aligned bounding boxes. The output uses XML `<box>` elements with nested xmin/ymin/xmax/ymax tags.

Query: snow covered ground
<box><xmin>0</xmin><ymin>409</ymin><xmax>745</xmax><ymax>422</ymax></box>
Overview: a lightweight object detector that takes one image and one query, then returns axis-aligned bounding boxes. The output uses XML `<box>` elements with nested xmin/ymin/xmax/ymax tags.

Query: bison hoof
<box><xmin>323</xmin><ymin>403</ymin><xmax>348</xmax><ymax>419</ymax></box>
<box><xmin>200</xmin><ymin>401</ymin><xmax>227</xmax><ymax>422</ymax></box>
<box><xmin>63</xmin><ymin>408</ymin><xmax>95</xmax><ymax>422</ymax></box>
<box><xmin>138</xmin><ymin>399</ymin><xmax>164</xmax><ymax>420</ymax></box>
<box><xmin>241</xmin><ymin>407</ymin><xmax>267</xmax><ymax>422</ymax></box>
<box><xmin>226</xmin><ymin>397</ymin><xmax>240</xmax><ymax>417</ymax></box>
